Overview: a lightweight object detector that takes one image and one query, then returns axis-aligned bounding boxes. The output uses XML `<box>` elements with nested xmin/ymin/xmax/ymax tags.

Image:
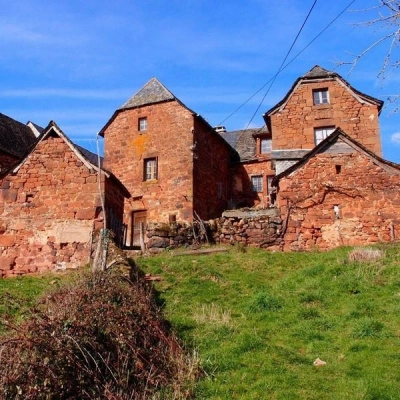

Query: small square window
<box><xmin>313</xmin><ymin>89</ymin><xmax>329</xmax><ymax>105</ymax></box>
<box><xmin>144</xmin><ymin>157</ymin><xmax>157</xmax><ymax>181</ymax></box>
<box><xmin>138</xmin><ymin>117</ymin><xmax>147</xmax><ymax>131</ymax></box>
<box><xmin>260</xmin><ymin>138</ymin><xmax>272</xmax><ymax>154</ymax></box>
<box><xmin>314</xmin><ymin>126</ymin><xmax>335</xmax><ymax>145</ymax></box>
<box><xmin>251</xmin><ymin>175</ymin><xmax>263</xmax><ymax>192</ymax></box>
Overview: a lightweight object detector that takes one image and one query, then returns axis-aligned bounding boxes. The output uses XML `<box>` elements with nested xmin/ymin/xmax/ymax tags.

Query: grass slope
<box><xmin>1</xmin><ymin>244</ymin><xmax>399</xmax><ymax>399</ymax></box>
<box><xmin>138</xmin><ymin>244</ymin><xmax>400</xmax><ymax>400</ymax></box>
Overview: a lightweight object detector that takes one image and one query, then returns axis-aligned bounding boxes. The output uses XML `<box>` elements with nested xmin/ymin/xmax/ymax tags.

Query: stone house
<box><xmin>0</xmin><ymin>121</ymin><xmax>128</xmax><ymax>277</ymax></box>
<box><xmin>272</xmin><ymin>128</ymin><xmax>400</xmax><ymax>250</ymax></box>
<box><xmin>0</xmin><ymin>64</ymin><xmax>398</xmax><ymax>274</ymax></box>
<box><xmin>99</xmin><ymin>78</ymin><xmax>232</xmax><ymax>247</ymax></box>
<box><xmin>219</xmin><ymin>65</ymin><xmax>384</xmax><ymax>210</ymax></box>
<box><xmin>264</xmin><ymin>65</ymin><xmax>383</xmax><ymax>175</ymax></box>
<box><xmin>220</xmin><ymin>126</ymin><xmax>276</xmax><ymax>208</ymax></box>
<box><xmin>0</xmin><ymin>113</ymin><xmax>39</xmax><ymax>171</ymax></box>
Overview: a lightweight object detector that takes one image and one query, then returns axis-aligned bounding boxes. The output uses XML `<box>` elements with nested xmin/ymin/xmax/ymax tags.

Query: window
<box><xmin>313</xmin><ymin>89</ymin><xmax>329</xmax><ymax>105</ymax></box>
<box><xmin>314</xmin><ymin>126</ymin><xmax>335</xmax><ymax>145</ymax></box>
<box><xmin>251</xmin><ymin>175</ymin><xmax>263</xmax><ymax>192</ymax></box>
<box><xmin>144</xmin><ymin>157</ymin><xmax>157</xmax><ymax>180</ymax></box>
<box><xmin>138</xmin><ymin>117</ymin><xmax>147</xmax><ymax>131</ymax></box>
<box><xmin>260</xmin><ymin>138</ymin><xmax>272</xmax><ymax>154</ymax></box>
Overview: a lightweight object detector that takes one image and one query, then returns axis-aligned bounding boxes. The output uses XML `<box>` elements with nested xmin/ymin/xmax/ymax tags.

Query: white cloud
<box><xmin>391</xmin><ymin>132</ymin><xmax>400</xmax><ymax>144</ymax></box>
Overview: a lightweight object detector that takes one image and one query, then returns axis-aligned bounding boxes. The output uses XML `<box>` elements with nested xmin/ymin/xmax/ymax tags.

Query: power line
<box><xmin>245</xmin><ymin>0</ymin><xmax>318</xmax><ymax>129</ymax></box>
<box><xmin>218</xmin><ymin>0</ymin><xmax>357</xmax><ymax>127</ymax></box>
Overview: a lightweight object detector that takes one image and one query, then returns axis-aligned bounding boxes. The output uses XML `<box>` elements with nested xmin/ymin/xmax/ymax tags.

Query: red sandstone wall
<box><xmin>277</xmin><ymin>152</ymin><xmax>400</xmax><ymax>251</ymax></box>
<box><xmin>192</xmin><ymin>118</ymin><xmax>231</xmax><ymax>219</ymax></box>
<box><xmin>270</xmin><ymin>80</ymin><xmax>382</xmax><ymax>155</ymax></box>
<box><xmin>230</xmin><ymin>159</ymin><xmax>275</xmax><ymax>208</ymax></box>
<box><xmin>0</xmin><ymin>136</ymin><xmax>117</xmax><ymax>277</ymax></box>
<box><xmin>103</xmin><ymin>101</ymin><xmax>195</xmax><ymax>223</ymax></box>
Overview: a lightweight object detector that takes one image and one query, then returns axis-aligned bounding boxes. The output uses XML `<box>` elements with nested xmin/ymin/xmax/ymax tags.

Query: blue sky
<box><xmin>1</xmin><ymin>0</ymin><xmax>399</xmax><ymax>162</ymax></box>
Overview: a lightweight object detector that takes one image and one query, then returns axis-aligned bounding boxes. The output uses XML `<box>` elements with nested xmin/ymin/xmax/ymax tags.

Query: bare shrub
<box><xmin>0</xmin><ymin>268</ymin><xmax>200</xmax><ymax>399</ymax></box>
<box><xmin>348</xmin><ymin>247</ymin><xmax>384</xmax><ymax>263</ymax></box>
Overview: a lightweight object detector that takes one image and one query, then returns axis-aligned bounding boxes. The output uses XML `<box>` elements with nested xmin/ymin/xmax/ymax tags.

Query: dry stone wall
<box><xmin>143</xmin><ymin>209</ymin><xmax>283</xmax><ymax>252</ymax></box>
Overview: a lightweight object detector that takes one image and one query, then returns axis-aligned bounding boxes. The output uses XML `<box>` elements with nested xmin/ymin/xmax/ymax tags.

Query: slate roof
<box><xmin>264</xmin><ymin>65</ymin><xmax>384</xmax><ymax>119</ymax></box>
<box><xmin>0</xmin><ymin>113</ymin><xmax>37</xmax><ymax>158</ymax></box>
<box><xmin>120</xmin><ymin>77</ymin><xmax>176</xmax><ymax>110</ymax></box>
<box><xmin>75</xmin><ymin>144</ymin><xmax>104</xmax><ymax>169</ymax></box>
<box><xmin>219</xmin><ymin>126</ymin><xmax>269</xmax><ymax>162</ymax></box>
<box><xmin>272</xmin><ymin>128</ymin><xmax>400</xmax><ymax>186</ymax></box>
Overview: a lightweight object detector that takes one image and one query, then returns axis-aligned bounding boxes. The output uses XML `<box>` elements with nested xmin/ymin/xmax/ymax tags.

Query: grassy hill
<box><xmin>138</xmin><ymin>244</ymin><xmax>400</xmax><ymax>399</ymax></box>
<box><xmin>1</xmin><ymin>243</ymin><xmax>400</xmax><ymax>399</ymax></box>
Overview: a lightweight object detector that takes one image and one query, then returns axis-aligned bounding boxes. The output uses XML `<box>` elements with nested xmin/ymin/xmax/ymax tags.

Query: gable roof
<box><xmin>272</xmin><ymin>128</ymin><xmax>400</xmax><ymax>185</ymax></box>
<box><xmin>0</xmin><ymin>113</ymin><xmax>37</xmax><ymax>158</ymax></box>
<box><xmin>264</xmin><ymin>65</ymin><xmax>384</xmax><ymax>120</ymax></box>
<box><xmin>12</xmin><ymin>121</ymin><xmax>106</xmax><ymax>175</ymax></box>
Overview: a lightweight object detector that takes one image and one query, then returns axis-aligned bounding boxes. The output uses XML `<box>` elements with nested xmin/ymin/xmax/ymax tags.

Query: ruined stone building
<box><xmin>0</xmin><ymin>65</ymin><xmax>399</xmax><ymax>276</ymax></box>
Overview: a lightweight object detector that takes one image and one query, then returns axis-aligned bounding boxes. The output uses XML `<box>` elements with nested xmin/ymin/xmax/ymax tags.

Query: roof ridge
<box><xmin>120</xmin><ymin>77</ymin><xmax>176</xmax><ymax>110</ymax></box>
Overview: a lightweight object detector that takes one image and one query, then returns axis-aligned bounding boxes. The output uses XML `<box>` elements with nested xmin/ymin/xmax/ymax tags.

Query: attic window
<box><xmin>313</xmin><ymin>89</ymin><xmax>329</xmax><ymax>105</ymax></box>
<box><xmin>138</xmin><ymin>117</ymin><xmax>148</xmax><ymax>131</ymax></box>
<box><xmin>314</xmin><ymin>126</ymin><xmax>335</xmax><ymax>145</ymax></box>
<box><xmin>260</xmin><ymin>138</ymin><xmax>272</xmax><ymax>154</ymax></box>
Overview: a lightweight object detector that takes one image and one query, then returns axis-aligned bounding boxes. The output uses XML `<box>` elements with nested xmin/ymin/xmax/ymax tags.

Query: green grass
<box><xmin>138</xmin><ymin>243</ymin><xmax>400</xmax><ymax>399</ymax></box>
<box><xmin>1</xmin><ymin>245</ymin><xmax>400</xmax><ymax>399</ymax></box>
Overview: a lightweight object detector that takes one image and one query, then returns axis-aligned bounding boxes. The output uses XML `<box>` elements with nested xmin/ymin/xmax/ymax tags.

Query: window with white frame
<box><xmin>251</xmin><ymin>175</ymin><xmax>263</xmax><ymax>192</ymax></box>
<box><xmin>313</xmin><ymin>89</ymin><xmax>329</xmax><ymax>105</ymax></box>
<box><xmin>314</xmin><ymin>126</ymin><xmax>335</xmax><ymax>145</ymax></box>
<box><xmin>138</xmin><ymin>117</ymin><xmax>148</xmax><ymax>131</ymax></box>
<box><xmin>144</xmin><ymin>157</ymin><xmax>157</xmax><ymax>180</ymax></box>
<box><xmin>260</xmin><ymin>138</ymin><xmax>272</xmax><ymax>154</ymax></box>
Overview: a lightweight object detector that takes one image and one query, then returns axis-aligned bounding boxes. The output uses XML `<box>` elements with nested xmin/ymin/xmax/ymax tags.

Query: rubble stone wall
<box><xmin>270</xmin><ymin>79</ymin><xmax>382</xmax><ymax>155</ymax></box>
<box><xmin>277</xmin><ymin>152</ymin><xmax>400</xmax><ymax>251</ymax></box>
<box><xmin>0</xmin><ymin>136</ymin><xmax>116</xmax><ymax>277</ymax></box>
<box><xmin>144</xmin><ymin>209</ymin><xmax>283</xmax><ymax>252</ymax></box>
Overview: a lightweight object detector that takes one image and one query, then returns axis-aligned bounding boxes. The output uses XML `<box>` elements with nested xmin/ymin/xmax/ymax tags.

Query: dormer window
<box><xmin>260</xmin><ymin>138</ymin><xmax>272</xmax><ymax>154</ymax></box>
<box><xmin>313</xmin><ymin>89</ymin><xmax>329</xmax><ymax>105</ymax></box>
<box><xmin>138</xmin><ymin>117</ymin><xmax>148</xmax><ymax>131</ymax></box>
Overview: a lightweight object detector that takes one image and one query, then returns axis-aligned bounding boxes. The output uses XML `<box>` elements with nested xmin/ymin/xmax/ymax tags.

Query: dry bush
<box><xmin>0</xmin><ymin>268</ymin><xmax>199</xmax><ymax>399</ymax></box>
<box><xmin>348</xmin><ymin>247</ymin><xmax>384</xmax><ymax>263</ymax></box>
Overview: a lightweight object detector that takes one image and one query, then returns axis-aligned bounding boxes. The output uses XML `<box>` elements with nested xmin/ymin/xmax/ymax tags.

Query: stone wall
<box><xmin>0</xmin><ymin>135</ymin><xmax>124</xmax><ymax>277</ymax></box>
<box><xmin>277</xmin><ymin>151</ymin><xmax>400</xmax><ymax>251</ymax></box>
<box><xmin>270</xmin><ymin>79</ymin><xmax>382</xmax><ymax>156</ymax></box>
<box><xmin>143</xmin><ymin>208</ymin><xmax>283</xmax><ymax>252</ymax></box>
<box><xmin>103</xmin><ymin>100</ymin><xmax>196</xmax><ymax>223</ymax></box>
<box><xmin>230</xmin><ymin>159</ymin><xmax>275</xmax><ymax>208</ymax></box>
<box><xmin>192</xmin><ymin>116</ymin><xmax>231</xmax><ymax>220</ymax></box>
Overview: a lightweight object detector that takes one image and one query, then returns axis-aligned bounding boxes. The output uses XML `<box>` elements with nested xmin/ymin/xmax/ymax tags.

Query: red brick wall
<box><xmin>277</xmin><ymin>151</ymin><xmax>400</xmax><ymax>251</ymax></box>
<box><xmin>193</xmin><ymin>118</ymin><xmax>231</xmax><ymax>219</ymax></box>
<box><xmin>230</xmin><ymin>159</ymin><xmax>275</xmax><ymax>208</ymax></box>
<box><xmin>0</xmin><ymin>135</ymin><xmax>123</xmax><ymax>276</ymax></box>
<box><xmin>270</xmin><ymin>80</ymin><xmax>382</xmax><ymax>155</ymax></box>
<box><xmin>103</xmin><ymin>101</ymin><xmax>195</xmax><ymax>223</ymax></box>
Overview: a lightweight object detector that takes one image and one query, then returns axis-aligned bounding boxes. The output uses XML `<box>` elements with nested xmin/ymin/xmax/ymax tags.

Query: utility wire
<box><xmin>218</xmin><ymin>0</ymin><xmax>357</xmax><ymax>127</ymax></box>
<box><xmin>245</xmin><ymin>0</ymin><xmax>318</xmax><ymax>129</ymax></box>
